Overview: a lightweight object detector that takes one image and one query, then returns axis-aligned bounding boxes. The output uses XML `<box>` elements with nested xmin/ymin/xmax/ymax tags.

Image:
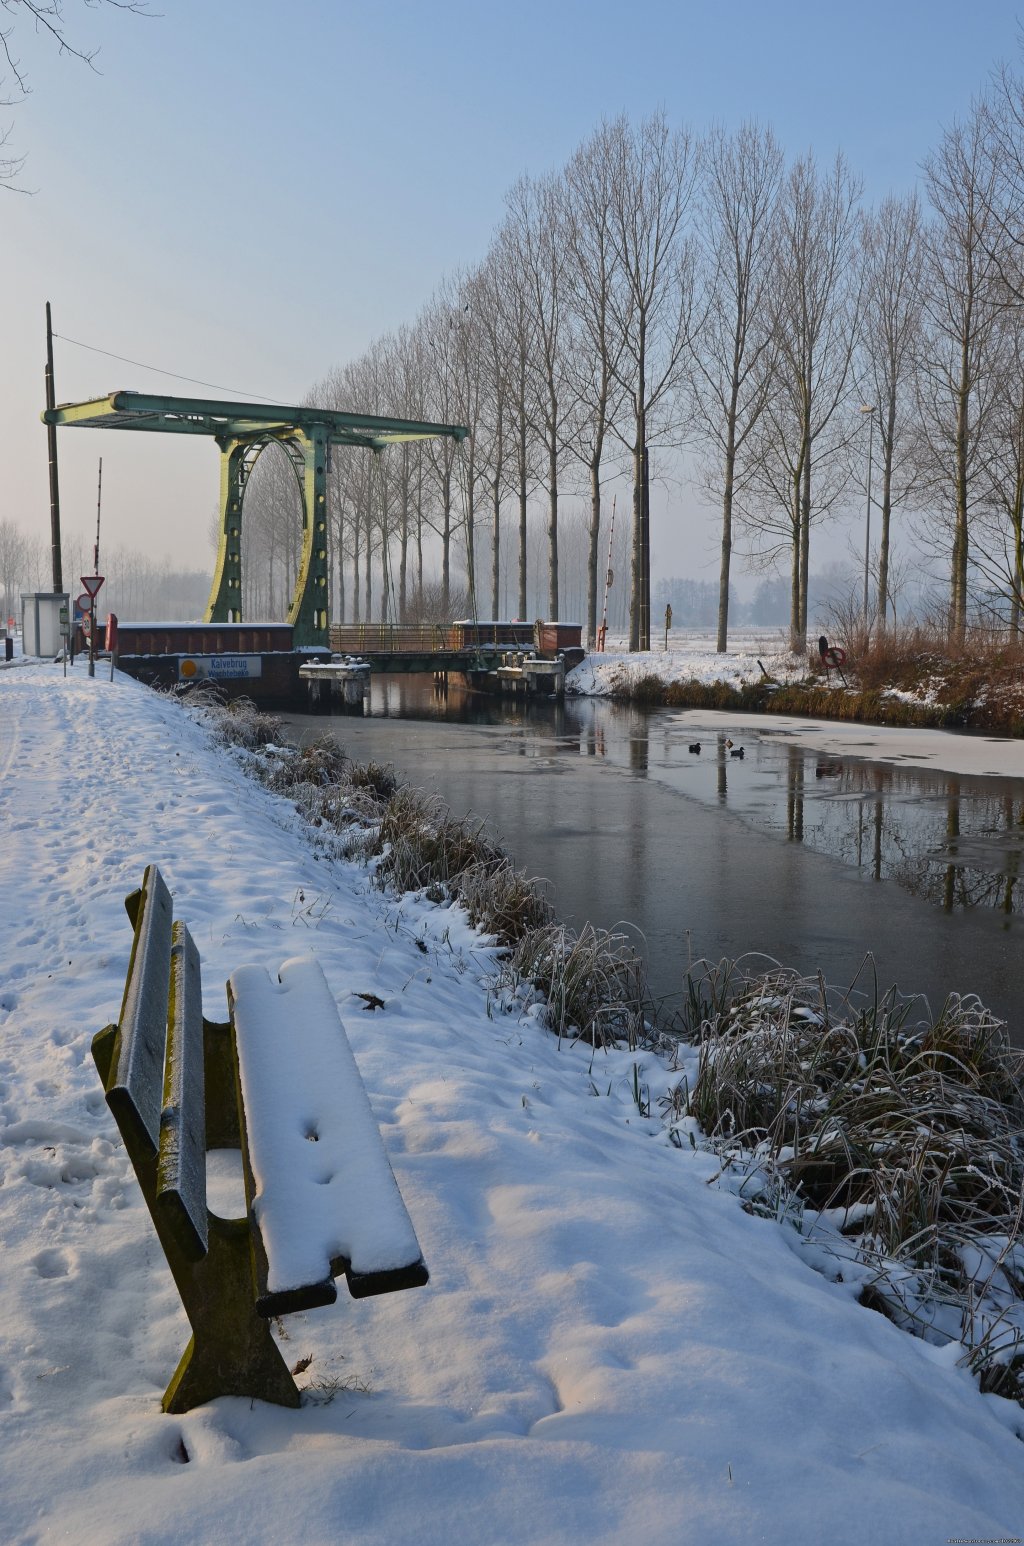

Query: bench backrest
<box><xmin>101</xmin><ymin>864</ymin><xmax>208</xmax><ymax>1260</ymax></box>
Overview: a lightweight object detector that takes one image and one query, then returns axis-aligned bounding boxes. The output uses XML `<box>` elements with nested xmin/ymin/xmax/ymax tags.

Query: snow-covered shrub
<box><xmin>680</xmin><ymin>960</ymin><xmax>1024</xmax><ymax>1402</ymax></box>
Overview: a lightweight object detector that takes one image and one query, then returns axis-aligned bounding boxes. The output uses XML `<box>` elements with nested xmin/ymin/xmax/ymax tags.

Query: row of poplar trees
<box><xmin>246</xmin><ymin>61</ymin><xmax>1024</xmax><ymax>651</ymax></box>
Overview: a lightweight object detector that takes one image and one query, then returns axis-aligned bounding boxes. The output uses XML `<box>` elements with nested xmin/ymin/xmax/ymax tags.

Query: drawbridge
<box><xmin>42</xmin><ymin>391</ymin><xmax>468</xmax><ymax>649</ymax></box>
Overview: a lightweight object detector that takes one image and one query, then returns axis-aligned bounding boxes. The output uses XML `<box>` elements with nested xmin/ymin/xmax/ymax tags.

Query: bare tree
<box><xmin>607</xmin><ymin>112</ymin><xmax>700</xmax><ymax>650</ymax></box>
<box><xmin>490</xmin><ymin>218</ymin><xmax>541</xmax><ymax>617</ymax></box>
<box><xmin>439</xmin><ymin>271</ymin><xmax>491</xmax><ymax>618</ymax></box>
<box><xmin>917</xmin><ymin>106</ymin><xmax>1003</xmax><ymax>639</ymax></box>
<box><xmin>240</xmin><ymin>442</ymin><xmax>303</xmax><ymax>620</ymax></box>
<box><xmin>978</xmin><ymin>61</ymin><xmax>1024</xmax><ymax>305</ymax></box>
<box><xmin>971</xmin><ymin>308</ymin><xmax>1024</xmax><ymax>631</ymax></box>
<box><xmin>562</xmin><ymin>122</ymin><xmax>629</xmax><ymax>645</ymax></box>
<box><xmin>690</xmin><ymin>121</ymin><xmax>783</xmax><ymax>652</ymax></box>
<box><xmin>1</xmin><ymin>0</ymin><xmax>150</xmax><ymax>186</ymax></box>
<box><xmin>856</xmin><ymin>193</ymin><xmax>925</xmax><ymax>625</ymax></box>
<box><xmin>463</xmin><ymin>252</ymin><xmax>515</xmax><ymax>619</ymax></box>
<box><xmin>0</xmin><ymin>516</ymin><xmax>26</xmax><ymax>621</ymax></box>
<box><xmin>502</xmin><ymin>175</ymin><xmax>573</xmax><ymax>619</ymax></box>
<box><xmin>419</xmin><ymin>300</ymin><xmax>464</xmax><ymax>615</ymax></box>
<box><xmin>741</xmin><ymin>151</ymin><xmax>862</xmax><ymax>648</ymax></box>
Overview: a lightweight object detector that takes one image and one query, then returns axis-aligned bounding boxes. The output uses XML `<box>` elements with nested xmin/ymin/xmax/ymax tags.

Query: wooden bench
<box><xmin>92</xmin><ymin>864</ymin><xmax>428</xmax><ymax>1414</ymax></box>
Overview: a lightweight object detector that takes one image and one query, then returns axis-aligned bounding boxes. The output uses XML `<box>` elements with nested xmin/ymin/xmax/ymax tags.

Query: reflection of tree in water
<box><xmin>778</xmin><ymin>751</ymin><xmax>1024</xmax><ymax>917</ymax></box>
<box><xmin>353</xmin><ymin>686</ymin><xmax>1024</xmax><ymax>924</ymax></box>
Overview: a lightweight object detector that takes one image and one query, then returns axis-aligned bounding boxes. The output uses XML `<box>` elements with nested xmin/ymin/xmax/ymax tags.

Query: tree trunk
<box><xmin>716</xmin><ymin>439</ymin><xmax>735</xmax><ymax>653</ymax></box>
<box><xmin>442</xmin><ymin>471</ymin><xmax>452</xmax><ymax>615</ymax></box>
<box><xmin>547</xmin><ymin>440</ymin><xmax>559</xmax><ymax>620</ymax></box>
<box><xmin>463</xmin><ymin>446</ymin><xmax>476</xmax><ymax>612</ymax></box>
<box><xmin>878</xmin><ymin>446</ymin><xmax>893</xmax><ymax>629</ymax></box>
<box><xmin>336</xmin><ymin>506</ymin><xmax>346</xmax><ymax>625</ymax></box>
<box><xmin>798</xmin><ymin>448</ymin><xmax>811</xmax><ymax>642</ymax></box>
<box><xmin>952</xmin><ymin>349</ymin><xmax>971</xmax><ymax>641</ymax></box>
<box><xmin>491</xmin><ymin>478</ymin><xmax>501</xmax><ymax>619</ymax></box>
<box><xmin>789</xmin><ymin>468</ymin><xmax>802</xmax><ymax>652</ymax></box>
<box><xmin>353</xmin><ymin>520</ymin><xmax>361</xmax><ymax>626</ymax></box>
<box><xmin>1013</xmin><ymin>480</ymin><xmax>1024</xmax><ymax>639</ymax></box>
<box><xmin>587</xmin><ymin>456</ymin><xmax>602</xmax><ymax>648</ymax></box>
<box><xmin>518</xmin><ymin>476</ymin><xmax>528</xmax><ymax>619</ymax></box>
<box><xmin>364</xmin><ymin>510</ymin><xmax>372</xmax><ymax>620</ymax></box>
<box><xmin>399</xmin><ymin>450</ymin><xmax>409</xmax><ymax>622</ymax></box>
<box><xmin>629</xmin><ymin>425</ymin><xmax>644</xmax><ymax>652</ymax></box>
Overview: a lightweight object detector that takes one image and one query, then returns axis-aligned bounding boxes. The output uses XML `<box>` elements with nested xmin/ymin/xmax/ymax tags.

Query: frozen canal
<box><xmin>285</xmin><ymin>679</ymin><xmax>1024</xmax><ymax>1039</ymax></box>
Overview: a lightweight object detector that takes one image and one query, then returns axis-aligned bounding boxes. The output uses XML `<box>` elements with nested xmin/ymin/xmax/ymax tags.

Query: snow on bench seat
<box><xmin>229</xmin><ymin>956</ymin><xmax>427</xmax><ymax>1312</ymax></box>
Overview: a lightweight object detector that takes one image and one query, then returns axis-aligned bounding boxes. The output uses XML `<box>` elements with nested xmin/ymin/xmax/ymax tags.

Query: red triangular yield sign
<box><xmin>80</xmin><ymin>574</ymin><xmax>105</xmax><ymax>599</ymax></box>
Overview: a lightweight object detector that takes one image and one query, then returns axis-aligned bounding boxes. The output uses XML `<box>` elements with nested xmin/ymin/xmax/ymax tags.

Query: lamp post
<box><xmin>860</xmin><ymin>405</ymin><xmax>876</xmax><ymax>626</ymax></box>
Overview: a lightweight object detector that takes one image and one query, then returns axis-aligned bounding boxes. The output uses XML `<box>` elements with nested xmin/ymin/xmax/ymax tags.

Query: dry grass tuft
<box><xmin>501</xmin><ymin>922</ymin><xmax>649</xmax><ymax>1049</ymax></box>
<box><xmin>374</xmin><ymin>787</ymin><xmax>505</xmax><ymax>894</ymax></box>
<box><xmin>455</xmin><ymin>859</ymin><xmax>554</xmax><ymax>943</ymax></box>
<box><xmin>677</xmin><ymin>959</ymin><xmax>1024</xmax><ymax>1399</ymax></box>
<box><xmin>205</xmin><ymin>695</ymin><xmax>286</xmax><ymax>752</ymax></box>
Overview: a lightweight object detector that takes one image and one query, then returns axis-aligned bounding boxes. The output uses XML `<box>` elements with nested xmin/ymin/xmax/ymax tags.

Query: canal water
<box><xmin>283</xmin><ymin>678</ymin><xmax>1024</xmax><ymax>1038</ymax></box>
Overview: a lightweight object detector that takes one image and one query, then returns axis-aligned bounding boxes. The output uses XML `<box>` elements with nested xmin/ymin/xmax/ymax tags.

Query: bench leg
<box><xmin>162</xmin><ymin>1213</ymin><xmax>300</xmax><ymax>1413</ymax></box>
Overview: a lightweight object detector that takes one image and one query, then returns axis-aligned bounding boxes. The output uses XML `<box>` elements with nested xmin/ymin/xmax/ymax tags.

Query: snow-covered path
<box><xmin>1</xmin><ymin>661</ymin><xmax>1022</xmax><ymax>1545</ymax></box>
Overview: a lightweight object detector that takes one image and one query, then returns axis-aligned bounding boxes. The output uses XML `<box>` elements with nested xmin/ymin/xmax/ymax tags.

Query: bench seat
<box><xmin>230</xmin><ymin>958</ymin><xmax>427</xmax><ymax>1314</ymax></box>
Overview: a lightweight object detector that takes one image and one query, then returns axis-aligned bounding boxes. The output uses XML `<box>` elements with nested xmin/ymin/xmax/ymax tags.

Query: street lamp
<box><xmin>860</xmin><ymin>405</ymin><xmax>876</xmax><ymax>626</ymax></box>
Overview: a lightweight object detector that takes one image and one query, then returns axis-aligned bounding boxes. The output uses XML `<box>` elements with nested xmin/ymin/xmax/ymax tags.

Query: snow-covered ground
<box><xmin>568</xmin><ymin>630</ymin><xmax>803</xmax><ymax>697</ymax></box>
<box><xmin>568</xmin><ymin>638</ymin><xmax>1024</xmax><ymax>778</ymax></box>
<box><xmin>2</xmin><ymin>658</ymin><xmax>1023</xmax><ymax>1546</ymax></box>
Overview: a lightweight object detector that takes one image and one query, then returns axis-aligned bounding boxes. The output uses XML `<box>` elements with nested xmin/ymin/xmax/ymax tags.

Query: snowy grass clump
<box><xmin>675</xmin><ymin>959</ymin><xmax>1024</xmax><ymax>1403</ymax></box>
<box><xmin>196</xmin><ymin>695</ymin><xmax>556</xmax><ymax>933</ymax></box>
<box><xmin>497</xmin><ymin>922</ymin><xmax>649</xmax><ymax>1050</ymax></box>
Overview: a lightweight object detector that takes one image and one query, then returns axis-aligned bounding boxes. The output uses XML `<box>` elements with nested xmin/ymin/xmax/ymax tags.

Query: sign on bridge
<box><xmin>179</xmin><ymin>656</ymin><xmax>263</xmax><ymax>682</ymax></box>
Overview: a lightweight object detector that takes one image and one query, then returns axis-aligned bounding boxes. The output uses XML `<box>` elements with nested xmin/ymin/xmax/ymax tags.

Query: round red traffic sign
<box><xmin>76</xmin><ymin>593</ymin><xmax>93</xmax><ymax>612</ymax></box>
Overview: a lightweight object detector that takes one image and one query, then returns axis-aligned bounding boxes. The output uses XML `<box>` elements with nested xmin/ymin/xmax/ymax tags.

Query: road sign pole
<box><xmin>80</xmin><ymin>575</ymin><xmax>105</xmax><ymax>680</ymax></box>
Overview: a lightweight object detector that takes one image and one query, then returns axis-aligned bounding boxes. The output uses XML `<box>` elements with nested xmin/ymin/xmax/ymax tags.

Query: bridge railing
<box><xmin>329</xmin><ymin>623</ymin><xmax>455</xmax><ymax>654</ymax></box>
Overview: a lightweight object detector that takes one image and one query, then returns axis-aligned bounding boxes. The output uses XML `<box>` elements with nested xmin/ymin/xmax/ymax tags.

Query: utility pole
<box><xmin>89</xmin><ymin>460</ymin><xmax>102</xmax><ymax>679</ymax></box>
<box><xmin>94</xmin><ymin>458</ymin><xmax>103</xmax><ymax>574</ymax></box>
<box><xmin>44</xmin><ymin>303</ymin><xmax>63</xmax><ymax>593</ymax></box>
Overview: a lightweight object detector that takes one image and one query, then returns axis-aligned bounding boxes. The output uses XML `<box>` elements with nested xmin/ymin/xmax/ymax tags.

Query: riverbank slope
<box><xmin>569</xmin><ymin>631</ymin><xmax>1024</xmax><ymax>736</ymax></box>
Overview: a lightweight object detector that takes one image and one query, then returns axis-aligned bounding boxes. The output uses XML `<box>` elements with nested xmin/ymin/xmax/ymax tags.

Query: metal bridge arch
<box><xmin>42</xmin><ymin>392</ymin><xmax>468</xmax><ymax>649</ymax></box>
<box><xmin>206</xmin><ymin>429</ymin><xmax>327</xmax><ymax>640</ymax></box>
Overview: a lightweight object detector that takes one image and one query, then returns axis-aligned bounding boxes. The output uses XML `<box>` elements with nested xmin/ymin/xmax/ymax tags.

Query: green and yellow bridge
<box><xmin>42</xmin><ymin>390</ymin><xmax>468</xmax><ymax>650</ymax></box>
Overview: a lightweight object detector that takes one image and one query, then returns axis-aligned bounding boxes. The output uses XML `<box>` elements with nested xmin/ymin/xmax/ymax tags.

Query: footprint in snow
<box><xmin>32</xmin><ymin>1247</ymin><xmax>73</xmax><ymax>1279</ymax></box>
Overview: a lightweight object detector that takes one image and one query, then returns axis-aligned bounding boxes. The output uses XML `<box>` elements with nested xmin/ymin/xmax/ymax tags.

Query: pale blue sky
<box><xmin>1</xmin><ymin>0</ymin><xmax>1019</xmax><ymax>583</ymax></box>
